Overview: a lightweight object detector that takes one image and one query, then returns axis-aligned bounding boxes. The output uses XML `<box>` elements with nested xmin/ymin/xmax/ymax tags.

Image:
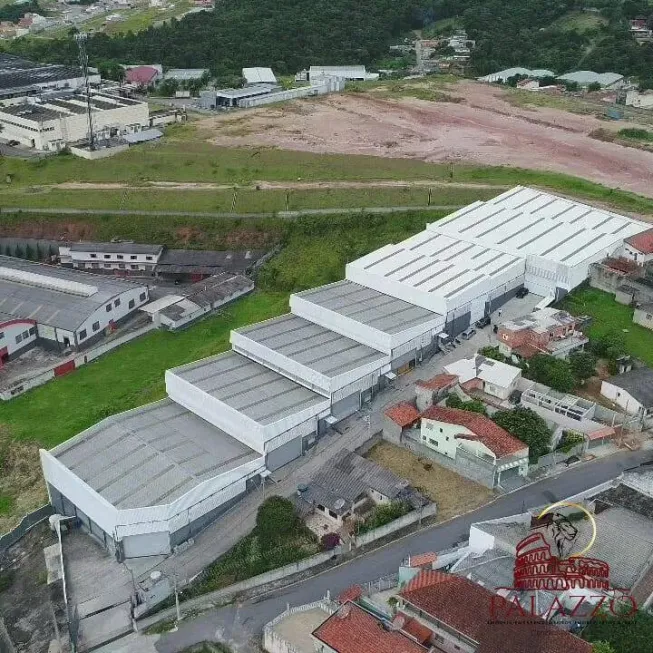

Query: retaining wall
<box><xmin>0</xmin><ymin>505</ymin><xmax>53</xmax><ymax>552</ymax></box>
<box><xmin>353</xmin><ymin>502</ymin><xmax>438</xmax><ymax>547</ymax></box>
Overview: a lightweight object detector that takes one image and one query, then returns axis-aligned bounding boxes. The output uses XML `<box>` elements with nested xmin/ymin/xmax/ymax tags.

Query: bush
<box><xmin>525</xmin><ymin>354</ymin><xmax>576</xmax><ymax>393</ymax></box>
<box><xmin>493</xmin><ymin>407</ymin><xmax>552</xmax><ymax>462</ymax></box>
<box><xmin>479</xmin><ymin>346</ymin><xmax>507</xmax><ymax>363</ymax></box>
<box><xmin>446</xmin><ymin>394</ymin><xmax>487</xmax><ymax>415</ymax></box>
<box><xmin>358</xmin><ymin>501</ymin><xmax>412</xmax><ymax>534</ymax></box>
<box><xmin>321</xmin><ymin>533</ymin><xmax>340</xmax><ymax>551</ymax></box>
<box><xmin>569</xmin><ymin>351</ymin><xmax>597</xmax><ymax>382</ymax></box>
<box><xmin>255</xmin><ymin>496</ymin><xmax>301</xmax><ymax>550</ymax></box>
<box><xmin>589</xmin><ymin>331</ymin><xmax>626</xmax><ymax>361</ymax></box>
<box><xmin>556</xmin><ymin>431</ymin><xmax>585</xmax><ymax>453</ymax></box>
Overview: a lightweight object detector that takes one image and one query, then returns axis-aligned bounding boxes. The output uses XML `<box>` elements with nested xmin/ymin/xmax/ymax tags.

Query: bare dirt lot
<box><xmin>199</xmin><ymin>81</ymin><xmax>653</xmax><ymax>198</ymax></box>
<box><xmin>366</xmin><ymin>441</ymin><xmax>494</xmax><ymax>522</ymax></box>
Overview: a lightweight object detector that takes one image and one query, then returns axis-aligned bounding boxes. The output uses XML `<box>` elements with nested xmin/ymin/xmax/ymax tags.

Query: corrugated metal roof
<box><xmin>242</xmin><ymin>67</ymin><xmax>277</xmax><ymax>85</ymax></box>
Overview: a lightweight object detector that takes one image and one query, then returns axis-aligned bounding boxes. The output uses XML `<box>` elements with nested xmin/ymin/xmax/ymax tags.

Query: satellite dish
<box><xmin>150</xmin><ymin>571</ymin><xmax>162</xmax><ymax>582</ymax></box>
<box><xmin>334</xmin><ymin>499</ymin><xmax>346</xmax><ymax>510</ymax></box>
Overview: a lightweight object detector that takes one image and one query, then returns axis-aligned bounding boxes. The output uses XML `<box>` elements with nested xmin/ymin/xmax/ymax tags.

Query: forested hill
<box><xmin>6</xmin><ymin>0</ymin><xmax>424</xmax><ymax>79</ymax></box>
<box><xmin>5</xmin><ymin>0</ymin><xmax>653</xmax><ymax>84</ymax></box>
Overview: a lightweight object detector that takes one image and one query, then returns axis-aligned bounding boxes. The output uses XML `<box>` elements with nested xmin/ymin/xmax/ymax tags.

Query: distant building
<box><xmin>60</xmin><ymin>242</ymin><xmax>163</xmax><ymax>274</ymax></box>
<box><xmin>0</xmin><ymin>52</ymin><xmax>100</xmax><ymax>105</ymax></box>
<box><xmin>141</xmin><ymin>273</ymin><xmax>254</xmax><ymax>330</ymax></box>
<box><xmin>497</xmin><ymin>307</ymin><xmax>588</xmax><ymax>360</ymax></box>
<box><xmin>307</xmin><ymin>65</ymin><xmax>378</xmax><ymax>82</ymax></box>
<box><xmin>601</xmin><ymin>367</ymin><xmax>653</xmax><ymax>417</ymax></box>
<box><xmin>557</xmin><ymin>70</ymin><xmax>624</xmax><ymax>89</ymax></box>
<box><xmin>199</xmin><ymin>83</ymin><xmax>279</xmax><ymax>108</ymax></box>
<box><xmin>163</xmin><ymin>68</ymin><xmax>208</xmax><ymax>82</ymax></box>
<box><xmin>0</xmin><ymin>92</ymin><xmax>150</xmax><ymax>151</ymax></box>
<box><xmin>623</xmin><ymin>89</ymin><xmax>653</xmax><ymax>109</ymax></box>
<box><xmin>124</xmin><ymin>65</ymin><xmax>160</xmax><ymax>88</ymax></box>
<box><xmin>242</xmin><ymin>67</ymin><xmax>277</xmax><ymax>86</ymax></box>
<box><xmin>478</xmin><ymin>67</ymin><xmax>555</xmax><ymax>83</ymax></box>
<box><xmin>154</xmin><ymin>248</ymin><xmax>267</xmax><ymax>281</ymax></box>
<box><xmin>0</xmin><ymin>255</ymin><xmax>148</xmax><ymax>362</ymax></box>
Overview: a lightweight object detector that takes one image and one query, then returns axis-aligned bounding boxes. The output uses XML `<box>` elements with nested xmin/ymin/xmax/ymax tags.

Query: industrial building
<box><xmin>0</xmin><ymin>92</ymin><xmax>149</xmax><ymax>151</ymax></box>
<box><xmin>42</xmin><ymin>187</ymin><xmax>650</xmax><ymax>557</ymax></box>
<box><xmin>0</xmin><ymin>255</ymin><xmax>149</xmax><ymax>361</ymax></box>
<box><xmin>0</xmin><ymin>53</ymin><xmax>100</xmax><ymax>105</ymax></box>
<box><xmin>59</xmin><ymin>242</ymin><xmax>164</xmax><ymax>273</ymax></box>
<box><xmin>305</xmin><ymin>65</ymin><xmax>379</xmax><ymax>81</ymax></box>
<box><xmin>242</xmin><ymin>67</ymin><xmax>277</xmax><ymax>86</ymax></box>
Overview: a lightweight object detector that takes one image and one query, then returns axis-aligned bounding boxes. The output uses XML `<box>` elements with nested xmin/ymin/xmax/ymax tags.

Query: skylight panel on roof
<box><xmin>0</xmin><ymin>266</ymin><xmax>97</xmax><ymax>297</ymax></box>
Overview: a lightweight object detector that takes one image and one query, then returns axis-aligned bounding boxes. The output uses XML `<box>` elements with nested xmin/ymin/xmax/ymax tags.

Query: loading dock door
<box><xmin>331</xmin><ymin>392</ymin><xmax>360</xmax><ymax>420</ymax></box>
<box><xmin>121</xmin><ymin>531</ymin><xmax>171</xmax><ymax>558</ymax></box>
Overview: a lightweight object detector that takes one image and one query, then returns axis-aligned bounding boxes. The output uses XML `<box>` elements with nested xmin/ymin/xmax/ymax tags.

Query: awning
<box><xmin>324</xmin><ymin>415</ymin><xmax>339</xmax><ymax>425</ymax></box>
<box><xmin>384</xmin><ymin>371</ymin><xmax>397</xmax><ymax>381</ymax></box>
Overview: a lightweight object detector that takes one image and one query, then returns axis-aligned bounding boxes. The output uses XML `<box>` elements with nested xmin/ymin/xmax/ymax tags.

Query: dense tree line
<box><xmin>3</xmin><ymin>0</ymin><xmax>653</xmax><ymax>83</ymax></box>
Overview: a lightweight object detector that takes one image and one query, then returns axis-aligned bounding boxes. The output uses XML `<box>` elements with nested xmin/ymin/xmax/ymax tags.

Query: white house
<box><xmin>622</xmin><ymin>228</ymin><xmax>653</xmax><ymax>266</ymax></box>
<box><xmin>444</xmin><ymin>355</ymin><xmax>522</xmax><ymax>401</ymax></box>
<box><xmin>634</xmin><ymin>304</ymin><xmax>653</xmax><ymax>331</ymax></box>
<box><xmin>601</xmin><ymin>368</ymin><xmax>653</xmax><ymax>417</ymax></box>
<box><xmin>60</xmin><ymin>242</ymin><xmax>164</xmax><ymax>274</ymax></box>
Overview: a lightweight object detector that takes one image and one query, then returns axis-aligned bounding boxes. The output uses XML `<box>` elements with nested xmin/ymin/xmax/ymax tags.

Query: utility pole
<box><xmin>75</xmin><ymin>33</ymin><xmax>95</xmax><ymax>151</ymax></box>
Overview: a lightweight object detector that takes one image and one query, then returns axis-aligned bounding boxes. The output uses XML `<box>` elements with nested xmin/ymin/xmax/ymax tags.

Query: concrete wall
<box><xmin>353</xmin><ymin>503</ymin><xmax>437</xmax><ymax>547</ymax></box>
<box><xmin>634</xmin><ymin>307</ymin><xmax>653</xmax><ymax>331</ymax></box>
<box><xmin>601</xmin><ymin>380</ymin><xmax>646</xmax><ymax>416</ymax></box>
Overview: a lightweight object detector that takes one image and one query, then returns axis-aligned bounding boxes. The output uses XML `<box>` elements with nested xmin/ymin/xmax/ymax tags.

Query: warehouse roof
<box><xmin>234</xmin><ymin>313</ymin><xmax>387</xmax><ymax>379</ymax></box>
<box><xmin>184</xmin><ymin>273</ymin><xmax>253</xmax><ymax>307</ymax></box>
<box><xmin>171</xmin><ymin>351</ymin><xmax>328</xmax><ymax>426</ymax></box>
<box><xmin>53</xmin><ymin>399</ymin><xmax>262</xmax><ymax>509</ymax></box>
<box><xmin>0</xmin><ymin>53</ymin><xmax>87</xmax><ymax>91</ymax></box>
<box><xmin>478</xmin><ymin>67</ymin><xmax>555</xmax><ymax>82</ymax></box>
<box><xmin>242</xmin><ymin>67</ymin><xmax>277</xmax><ymax>85</ymax></box>
<box><xmin>0</xmin><ymin>255</ymin><xmax>146</xmax><ymax>331</ymax></box>
<box><xmin>430</xmin><ymin>186</ymin><xmax>648</xmax><ymax>266</ymax></box>
<box><xmin>213</xmin><ymin>84</ymin><xmax>277</xmax><ymax>99</ymax></box>
<box><xmin>70</xmin><ymin>242</ymin><xmax>164</xmax><ymax>255</ymax></box>
<box><xmin>156</xmin><ymin>248</ymin><xmax>265</xmax><ymax>274</ymax></box>
<box><xmin>557</xmin><ymin>70</ymin><xmax>623</xmax><ymax>86</ymax></box>
<box><xmin>294</xmin><ymin>280</ymin><xmax>443</xmax><ymax>335</ymax></box>
<box><xmin>164</xmin><ymin>68</ymin><xmax>208</xmax><ymax>81</ymax></box>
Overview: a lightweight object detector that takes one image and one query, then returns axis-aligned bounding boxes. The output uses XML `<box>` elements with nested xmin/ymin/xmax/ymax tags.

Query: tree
<box><xmin>255</xmin><ymin>496</ymin><xmax>300</xmax><ymax>550</ymax></box>
<box><xmin>493</xmin><ymin>407</ymin><xmax>552</xmax><ymax>462</ymax></box>
<box><xmin>592</xmin><ymin>642</ymin><xmax>616</xmax><ymax>653</ymax></box>
<box><xmin>589</xmin><ymin>331</ymin><xmax>627</xmax><ymax>361</ymax></box>
<box><xmin>526</xmin><ymin>354</ymin><xmax>576</xmax><ymax>393</ymax></box>
<box><xmin>588</xmin><ymin>81</ymin><xmax>602</xmax><ymax>92</ymax></box>
<box><xmin>583</xmin><ymin>610</ymin><xmax>653</xmax><ymax>653</ymax></box>
<box><xmin>569</xmin><ymin>351</ymin><xmax>597</xmax><ymax>382</ymax></box>
<box><xmin>446</xmin><ymin>394</ymin><xmax>487</xmax><ymax>415</ymax></box>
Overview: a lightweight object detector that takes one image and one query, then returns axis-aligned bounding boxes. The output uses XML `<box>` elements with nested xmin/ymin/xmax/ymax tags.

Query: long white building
<box><xmin>41</xmin><ymin>187</ymin><xmax>650</xmax><ymax>558</ymax></box>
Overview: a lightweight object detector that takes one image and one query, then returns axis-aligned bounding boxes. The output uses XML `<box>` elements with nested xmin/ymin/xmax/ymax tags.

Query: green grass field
<box><xmin>559</xmin><ymin>286</ymin><xmax>653</xmax><ymax>367</ymax></box>
<box><xmin>2</xmin><ymin>124</ymin><xmax>653</xmax><ymax>216</ymax></box>
<box><xmin>550</xmin><ymin>10</ymin><xmax>607</xmax><ymax>32</ymax></box>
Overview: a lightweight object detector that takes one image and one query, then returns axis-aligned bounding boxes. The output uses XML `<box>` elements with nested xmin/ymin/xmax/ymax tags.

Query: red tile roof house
<box><xmin>415</xmin><ymin>373</ymin><xmax>458</xmax><ymax>411</ymax></box>
<box><xmin>397</xmin><ymin>570</ymin><xmax>592</xmax><ymax>653</ymax></box>
<box><xmin>125</xmin><ymin>65</ymin><xmax>160</xmax><ymax>88</ymax></box>
<box><xmin>623</xmin><ymin>228</ymin><xmax>653</xmax><ymax>266</ymax></box>
<box><xmin>418</xmin><ymin>406</ymin><xmax>529</xmax><ymax>489</ymax></box>
<box><xmin>384</xmin><ymin>401</ymin><xmax>421</xmax><ymax>444</ymax></box>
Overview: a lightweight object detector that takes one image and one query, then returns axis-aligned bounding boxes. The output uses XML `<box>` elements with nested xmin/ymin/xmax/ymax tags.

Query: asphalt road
<box><xmin>155</xmin><ymin>447</ymin><xmax>652</xmax><ymax>653</ymax></box>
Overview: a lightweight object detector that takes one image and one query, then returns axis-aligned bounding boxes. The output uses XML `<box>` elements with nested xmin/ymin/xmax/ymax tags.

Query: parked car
<box><xmin>461</xmin><ymin>327</ymin><xmax>477</xmax><ymax>340</ymax></box>
<box><xmin>475</xmin><ymin>316</ymin><xmax>491</xmax><ymax>328</ymax></box>
<box><xmin>516</xmin><ymin>287</ymin><xmax>530</xmax><ymax>298</ymax></box>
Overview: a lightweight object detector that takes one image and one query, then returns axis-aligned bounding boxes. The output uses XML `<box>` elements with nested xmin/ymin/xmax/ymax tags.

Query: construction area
<box><xmin>202</xmin><ymin>80</ymin><xmax>653</xmax><ymax>198</ymax></box>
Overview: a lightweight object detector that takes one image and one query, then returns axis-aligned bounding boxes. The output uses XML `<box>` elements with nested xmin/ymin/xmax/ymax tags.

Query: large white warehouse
<box><xmin>42</xmin><ymin>187</ymin><xmax>649</xmax><ymax>557</ymax></box>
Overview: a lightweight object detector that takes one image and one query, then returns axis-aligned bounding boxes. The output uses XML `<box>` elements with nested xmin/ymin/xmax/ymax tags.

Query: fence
<box><xmin>0</xmin><ymin>504</ymin><xmax>53</xmax><ymax>553</ymax></box>
<box><xmin>1</xmin><ymin>323</ymin><xmax>155</xmax><ymax>401</ymax></box>
<box><xmin>353</xmin><ymin>503</ymin><xmax>438</xmax><ymax>548</ymax></box>
<box><xmin>136</xmin><ymin>546</ymin><xmax>343</xmax><ymax>624</ymax></box>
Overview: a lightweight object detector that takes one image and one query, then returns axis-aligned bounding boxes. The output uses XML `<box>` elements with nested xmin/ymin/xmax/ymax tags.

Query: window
<box><xmin>328</xmin><ymin>509</ymin><xmax>337</xmax><ymax>519</ymax></box>
<box><xmin>429</xmin><ymin>438</ymin><xmax>437</xmax><ymax>446</ymax></box>
<box><xmin>0</xmin><ymin>332</ymin><xmax>3</xmax><ymax>340</ymax></box>
<box><xmin>128</xmin><ymin>299</ymin><xmax>135</xmax><ymax>309</ymax></box>
<box><xmin>22</xmin><ymin>330</ymin><xmax>29</xmax><ymax>339</ymax></box>
<box><xmin>92</xmin><ymin>321</ymin><xmax>100</xmax><ymax>332</ymax></box>
<box><xmin>79</xmin><ymin>329</ymin><xmax>87</xmax><ymax>340</ymax></box>
<box><xmin>130</xmin><ymin>255</ymin><xmax>137</xmax><ymax>260</ymax></box>
<box><xmin>439</xmin><ymin>427</ymin><xmax>443</xmax><ymax>433</ymax></box>
<box><xmin>106</xmin><ymin>304</ymin><xmax>112</xmax><ymax>312</ymax></box>
<box><xmin>92</xmin><ymin>263</ymin><xmax>99</xmax><ymax>269</ymax></box>
<box><xmin>104</xmin><ymin>263</ymin><xmax>111</xmax><ymax>268</ymax></box>
<box><xmin>140</xmin><ymin>292</ymin><xmax>146</xmax><ymax>301</ymax></box>
<box><xmin>28</xmin><ymin>327</ymin><xmax>36</xmax><ymax>336</ymax></box>
<box><xmin>90</xmin><ymin>253</ymin><xmax>97</xmax><ymax>259</ymax></box>
<box><xmin>131</xmin><ymin>265</ymin><xmax>138</xmax><ymax>270</ymax></box>
<box><xmin>146</xmin><ymin>256</ymin><xmax>153</xmax><ymax>261</ymax></box>
<box><xmin>15</xmin><ymin>333</ymin><xmax>22</xmax><ymax>343</ymax></box>
<box><xmin>445</xmin><ymin>436</ymin><xmax>449</xmax><ymax>441</ymax></box>
<box><xmin>647</xmin><ymin>314</ymin><xmax>652</xmax><ymax>320</ymax></box>
<box><xmin>104</xmin><ymin>254</ymin><xmax>110</xmax><ymax>259</ymax></box>
<box><xmin>118</xmin><ymin>264</ymin><xmax>125</xmax><ymax>269</ymax></box>
<box><xmin>114</xmin><ymin>298</ymin><xmax>121</xmax><ymax>307</ymax></box>
<box><xmin>117</xmin><ymin>255</ymin><xmax>123</xmax><ymax>260</ymax></box>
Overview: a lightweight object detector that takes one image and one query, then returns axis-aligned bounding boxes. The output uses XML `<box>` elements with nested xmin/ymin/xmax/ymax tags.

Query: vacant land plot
<box><xmin>560</xmin><ymin>287</ymin><xmax>653</xmax><ymax>367</ymax></box>
<box><xmin>366</xmin><ymin>441</ymin><xmax>494</xmax><ymax>522</ymax></box>
<box><xmin>200</xmin><ymin>82</ymin><xmax>653</xmax><ymax>199</ymax></box>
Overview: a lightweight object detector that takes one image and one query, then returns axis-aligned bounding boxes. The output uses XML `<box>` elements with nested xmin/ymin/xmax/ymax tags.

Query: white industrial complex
<box><xmin>41</xmin><ymin>186</ymin><xmax>652</xmax><ymax>558</ymax></box>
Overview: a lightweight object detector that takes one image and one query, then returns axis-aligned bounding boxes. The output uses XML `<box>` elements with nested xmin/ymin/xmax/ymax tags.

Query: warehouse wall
<box><xmin>265</xmin><ymin>436</ymin><xmax>303</xmax><ymax>471</ymax></box>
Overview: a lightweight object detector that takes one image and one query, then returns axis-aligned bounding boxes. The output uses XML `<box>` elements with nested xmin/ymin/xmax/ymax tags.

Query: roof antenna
<box><xmin>75</xmin><ymin>32</ymin><xmax>95</xmax><ymax>151</ymax></box>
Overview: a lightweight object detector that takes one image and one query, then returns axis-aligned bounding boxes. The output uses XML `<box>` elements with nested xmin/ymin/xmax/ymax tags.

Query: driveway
<box><xmin>154</xmin><ymin>446</ymin><xmax>651</xmax><ymax>653</ymax></box>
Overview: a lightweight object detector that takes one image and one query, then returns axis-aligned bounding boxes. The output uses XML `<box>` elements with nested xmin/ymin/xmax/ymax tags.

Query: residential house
<box><xmin>444</xmin><ymin>355</ymin><xmax>521</xmax><ymax>401</ymax></box>
<box><xmin>419</xmin><ymin>406</ymin><xmax>529</xmax><ymax>487</ymax></box>
<box><xmin>497</xmin><ymin>307</ymin><xmax>588</xmax><ymax>360</ymax></box>
<box><xmin>623</xmin><ymin>228</ymin><xmax>653</xmax><ymax>266</ymax></box>
<box><xmin>296</xmin><ymin>448</ymin><xmax>427</xmax><ymax>527</ymax></box>
<box><xmin>601</xmin><ymin>367</ymin><xmax>653</xmax><ymax>418</ymax></box>
<box><xmin>383</xmin><ymin>402</ymin><xmax>420</xmax><ymax>443</ymax></box>
<box><xmin>125</xmin><ymin>65</ymin><xmax>161</xmax><ymax>88</ymax></box>
<box><xmin>634</xmin><ymin>302</ymin><xmax>653</xmax><ymax>330</ymax></box>
<box><xmin>312</xmin><ymin>602</ymin><xmax>428</xmax><ymax>653</ymax></box>
<box><xmin>589</xmin><ymin>257</ymin><xmax>640</xmax><ymax>294</ymax></box>
<box><xmin>397</xmin><ymin>570</ymin><xmax>592</xmax><ymax>653</ymax></box>
<box><xmin>414</xmin><ymin>373</ymin><xmax>458</xmax><ymax>411</ymax></box>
